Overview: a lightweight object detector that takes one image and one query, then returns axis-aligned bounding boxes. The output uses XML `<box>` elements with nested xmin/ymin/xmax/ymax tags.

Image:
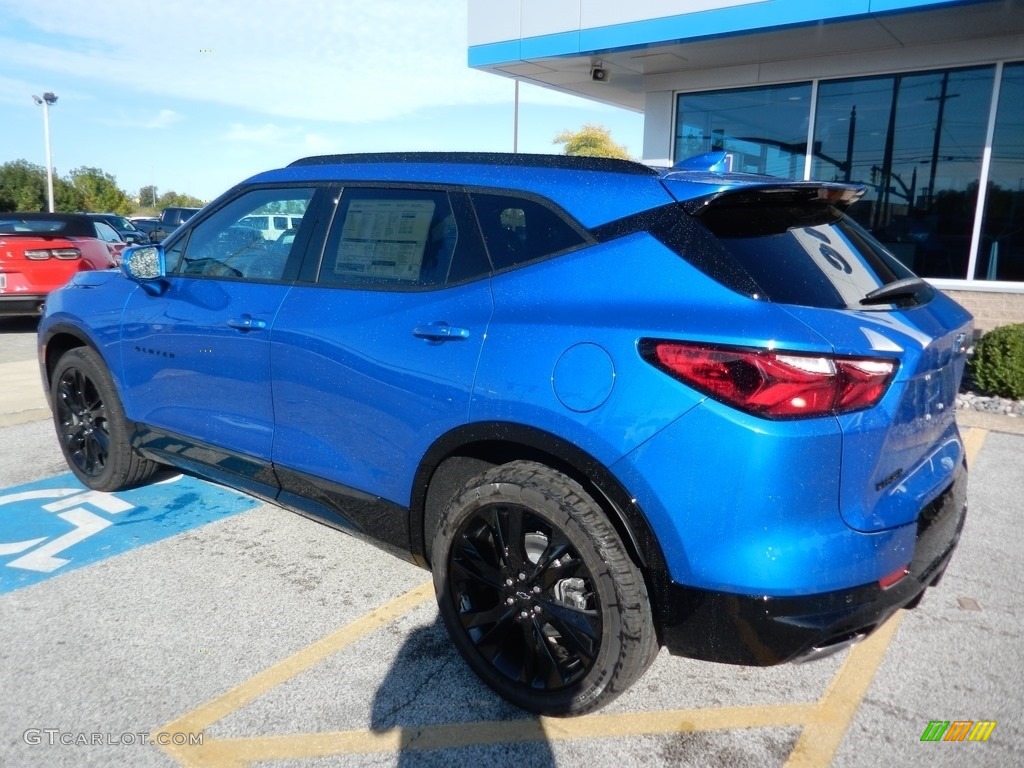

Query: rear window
<box><xmin>695</xmin><ymin>201</ymin><xmax>919</xmax><ymax>309</ymax></box>
<box><xmin>596</xmin><ymin>194</ymin><xmax>927</xmax><ymax>310</ymax></box>
<box><xmin>0</xmin><ymin>217</ymin><xmax>88</xmax><ymax>236</ymax></box>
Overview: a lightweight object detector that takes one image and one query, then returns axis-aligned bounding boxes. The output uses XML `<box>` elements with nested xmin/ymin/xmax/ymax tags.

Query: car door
<box><xmin>270</xmin><ymin>186</ymin><xmax>493</xmax><ymax>542</ymax></box>
<box><xmin>119</xmin><ymin>186</ymin><xmax>325</xmax><ymax>490</ymax></box>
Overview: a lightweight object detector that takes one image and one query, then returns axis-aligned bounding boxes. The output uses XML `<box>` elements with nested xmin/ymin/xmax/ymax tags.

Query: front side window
<box><xmin>172</xmin><ymin>188</ymin><xmax>314</xmax><ymax>280</ymax></box>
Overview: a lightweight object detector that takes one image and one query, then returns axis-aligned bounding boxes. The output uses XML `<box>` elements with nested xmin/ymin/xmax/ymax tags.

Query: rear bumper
<box><xmin>659</xmin><ymin>460</ymin><xmax>967</xmax><ymax>665</ymax></box>
<box><xmin>0</xmin><ymin>294</ymin><xmax>47</xmax><ymax>317</ymax></box>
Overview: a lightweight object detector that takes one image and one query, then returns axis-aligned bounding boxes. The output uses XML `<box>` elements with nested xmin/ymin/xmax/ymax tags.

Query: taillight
<box><xmin>641</xmin><ymin>340</ymin><xmax>896</xmax><ymax>419</ymax></box>
<box><xmin>23</xmin><ymin>248</ymin><xmax>80</xmax><ymax>260</ymax></box>
<box><xmin>878</xmin><ymin>565</ymin><xmax>909</xmax><ymax>589</ymax></box>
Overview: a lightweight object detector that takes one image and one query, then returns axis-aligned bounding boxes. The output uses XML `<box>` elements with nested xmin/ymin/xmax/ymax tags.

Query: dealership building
<box><xmin>468</xmin><ymin>0</ymin><xmax>1024</xmax><ymax>330</ymax></box>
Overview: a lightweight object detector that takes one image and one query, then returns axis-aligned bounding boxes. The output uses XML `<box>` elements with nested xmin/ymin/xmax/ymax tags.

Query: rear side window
<box><xmin>318</xmin><ymin>188</ymin><xmax>458</xmax><ymax>288</ymax></box>
<box><xmin>470</xmin><ymin>193</ymin><xmax>588</xmax><ymax>271</ymax></box>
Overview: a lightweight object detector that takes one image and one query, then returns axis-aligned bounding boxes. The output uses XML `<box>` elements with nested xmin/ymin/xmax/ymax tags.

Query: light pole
<box><xmin>32</xmin><ymin>92</ymin><xmax>58</xmax><ymax>212</ymax></box>
<box><xmin>513</xmin><ymin>79</ymin><xmax>519</xmax><ymax>153</ymax></box>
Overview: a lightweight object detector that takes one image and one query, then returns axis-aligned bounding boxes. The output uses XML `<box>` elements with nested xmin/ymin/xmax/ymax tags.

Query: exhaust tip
<box><xmin>792</xmin><ymin>630</ymin><xmax>869</xmax><ymax>664</ymax></box>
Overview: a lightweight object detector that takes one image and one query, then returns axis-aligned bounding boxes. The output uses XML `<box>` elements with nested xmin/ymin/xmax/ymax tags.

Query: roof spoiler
<box><xmin>679</xmin><ymin>183</ymin><xmax>868</xmax><ymax>215</ymax></box>
<box><xmin>671</xmin><ymin>151</ymin><xmax>735</xmax><ymax>174</ymax></box>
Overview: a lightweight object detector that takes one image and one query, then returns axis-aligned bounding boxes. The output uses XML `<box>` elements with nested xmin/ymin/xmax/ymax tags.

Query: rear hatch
<box><xmin>660</xmin><ymin>175</ymin><xmax>973</xmax><ymax>532</ymax></box>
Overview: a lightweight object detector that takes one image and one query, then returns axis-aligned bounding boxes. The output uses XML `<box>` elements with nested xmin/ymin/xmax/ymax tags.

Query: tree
<box><xmin>157</xmin><ymin>190</ymin><xmax>205</xmax><ymax>209</ymax></box>
<box><xmin>70</xmin><ymin>166</ymin><xmax>133</xmax><ymax>214</ymax></box>
<box><xmin>0</xmin><ymin>160</ymin><xmax>48</xmax><ymax>211</ymax></box>
<box><xmin>53</xmin><ymin>175</ymin><xmax>86</xmax><ymax>212</ymax></box>
<box><xmin>553</xmin><ymin>124</ymin><xmax>631</xmax><ymax>159</ymax></box>
<box><xmin>0</xmin><ymin>160</ymin><xmax>90</xmax><ymax>212</ymax></box>
<box><xmin>138</xmin><ymin>185</ymin><xmax>159</xmax><ymax>208</ymax></box>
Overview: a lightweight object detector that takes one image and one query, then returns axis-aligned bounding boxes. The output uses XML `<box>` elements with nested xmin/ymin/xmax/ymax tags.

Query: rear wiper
<box><xmin>860</xmin><ymin>277</ymin><xmax>932</xmax><ymax>306</ymax></box>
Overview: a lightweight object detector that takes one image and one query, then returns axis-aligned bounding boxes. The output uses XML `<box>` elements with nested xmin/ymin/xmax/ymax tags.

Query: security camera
<box><xmin>590</xmin><ymin>66</ymin><xmax>609</xmax><ymax>83</ymax></box>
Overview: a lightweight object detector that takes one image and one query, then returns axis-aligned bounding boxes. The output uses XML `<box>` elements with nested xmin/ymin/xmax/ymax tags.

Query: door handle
<box><xmin>412</xmin><ymin>322</ymin><xmax>471</xmax><ymax>342</ymax></box>
<box><xmin>227</xmin><ymin>315</ymin><xmax>267</xmax><ymax>331</ymax></box>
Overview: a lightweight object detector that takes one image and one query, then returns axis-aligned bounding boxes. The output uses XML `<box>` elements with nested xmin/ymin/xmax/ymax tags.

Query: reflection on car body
<box><xmin>38</xmin><ymin>152</ymin><xmax>972</xmax><ymax>716</ymax></box>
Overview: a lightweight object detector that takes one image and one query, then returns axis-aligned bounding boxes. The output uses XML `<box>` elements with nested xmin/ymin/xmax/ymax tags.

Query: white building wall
<box><xmin>470</xmin><ymin>0</ymin><xmax>780</xmax><ymax>45</ymax></box>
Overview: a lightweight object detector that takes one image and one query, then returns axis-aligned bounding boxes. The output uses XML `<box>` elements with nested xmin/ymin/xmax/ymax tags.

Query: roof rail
<box><xmin>287</xmin><ymin>151</ymin><xmax>657</xmax><ymax>176</ymax></box>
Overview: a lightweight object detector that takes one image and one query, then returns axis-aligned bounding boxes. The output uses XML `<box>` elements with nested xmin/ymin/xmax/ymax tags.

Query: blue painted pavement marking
<box><xmin>0</xmin><ymin>471</ymin><xmax>260</xmax><ymax>594</ymax></box>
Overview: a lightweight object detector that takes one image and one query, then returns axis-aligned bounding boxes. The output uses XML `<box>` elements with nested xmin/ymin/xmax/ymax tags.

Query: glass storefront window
<box><xmin>674</xmin><ymin>83</ymin><xmax>811</xmax><ymax>178</ymax></box>
<box><xmin>675</xmin><ymin>64</ymin><xmax>1024</xmax><ymax>283</ymax></box>
<box><xmin>811</xmin><ymin>67</ymin><xmax>995</xmax><ymax>280</ymax></box>
<box><xmin>977</xmin><ymin>62</ymin><xmax>1024</xmax><ymax>281</ymax></box>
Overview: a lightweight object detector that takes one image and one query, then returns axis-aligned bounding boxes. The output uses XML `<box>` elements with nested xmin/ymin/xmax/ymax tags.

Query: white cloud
<box><xmin>221</xmin><ymin>122</ymin><xmax>342</xmax><ymax>159</ymax></box>
<box><xmin>223</xmin><ymin>123</ymin><xmax>296</xmax><ymax>145</ymax></box>
<box><xmin>0</xmin><ymin>0</ymin><xmax>562</xmax><ymax>124</ymax></box>
<box><xmin>96</xmin><ymin>109</ymin><xmax>183</xmax><ymax>129</ymax></box>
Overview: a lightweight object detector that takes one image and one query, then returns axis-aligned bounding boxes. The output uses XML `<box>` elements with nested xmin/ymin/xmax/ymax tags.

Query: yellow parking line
<box><xmin>154</xmin><ymin>581</ymin><xmax>434</xmax><ymax>763</ymax></box>
<box><xmin>963</xmin><ymin>426</ymin><xmax>988</xmax><ymax>467</ymax></box>
<box><xmin>784</xmin><ymin>613</ymin><xmax>902</xmax><ymax>767</ymax></box>
<box><xmin>157</xmin><ymin>428</ymin><xmax>990</xmax><ymax>766</ymax></box>
<box><xmin>785</xmin><ymin>426</ymin><xmax>988</xmax><ymax>767</ymax></box>
<box><xmin>161</xmin><ymin>703</ymin><xmax>818</xmax><ymax>766</ymax></box>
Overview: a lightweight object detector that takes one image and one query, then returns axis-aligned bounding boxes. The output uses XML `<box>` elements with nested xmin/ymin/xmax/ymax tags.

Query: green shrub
<box><xmin>970</xmin><ymin>323</ymin><xmax>1024</xmax><ymax>400</ymax></box>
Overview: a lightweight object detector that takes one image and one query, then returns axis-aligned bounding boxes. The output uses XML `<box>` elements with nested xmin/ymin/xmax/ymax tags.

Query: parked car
<box><xmin>148</xmin><ymin>206</ymin><xmax>201</xmax><ymax>241</ymax></box>
<box><xmin>238</xmin><ymin>213</ymin><xmax>304</xmax><ymax>242</ymax></box>
<box><xmin>38</xmin><ymin>152</ymin><xmax>972</xmax><ymax>716</ymax></box>
<box><xmin>1</xmin><ymin>212</ymin><xmax>123</xmax><ymax>316</ymax></box>
<box><xmin>82</xmin><ymin>212</ymin><xmax>150</xmax><ymax>245</ymax></box>
<box><xmin>128</xmin><ymin>217</ymin><xmax>161</xmax><ymax>239</ymax></box>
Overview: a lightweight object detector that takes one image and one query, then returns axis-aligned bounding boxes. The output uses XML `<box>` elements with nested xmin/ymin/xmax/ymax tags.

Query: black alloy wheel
<box><xmin>449</xmin><ymin>502</ymin><xmax>601</xmax><ymax>691</ymax></box>
<box><xmin>50</xmin><ymin>347</ymin><xmax>160</xmax><ymax>492</ymax></box>
<box><xmin>433</xmin><ymin>461</ymin><xmax>658</xmax><ymax>716</ymax></box>
<box><xmin>55</xmin><ymin>364</ymin><xmax>110</xmax><ymax>479</ymax></box>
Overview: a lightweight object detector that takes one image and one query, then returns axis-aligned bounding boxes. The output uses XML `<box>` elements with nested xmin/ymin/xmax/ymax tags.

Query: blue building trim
<box><xmin>522</xmin><ymin>30</ymin><xmax>582</xmax><ymax>61</ymax></box>
<box><xmin>468</xmin><ymin>0</ymin><xmax>985</xmax><ymax>66</ymax></box>
<box><xmin>468</xmin><ymin>39</ymin><xmax>521</xmax><ymax>68</ymax></box>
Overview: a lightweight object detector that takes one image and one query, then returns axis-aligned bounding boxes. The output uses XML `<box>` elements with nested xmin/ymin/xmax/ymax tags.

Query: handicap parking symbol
<box><xmin>0</xmin><ymin>472</ymin><xmax>261</xmax><ymax>594</ymax></box>
<box><xmin>0</xmin><ymin>487</ymin><xmax>133</xmax><ymax>573</ymax></box>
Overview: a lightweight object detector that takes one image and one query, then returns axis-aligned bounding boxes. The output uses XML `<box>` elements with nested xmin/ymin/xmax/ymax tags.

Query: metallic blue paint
<box><xmin>37</xmin><ymin>153</ymin><xmax>973</xmax><ymax>667</ymax></box>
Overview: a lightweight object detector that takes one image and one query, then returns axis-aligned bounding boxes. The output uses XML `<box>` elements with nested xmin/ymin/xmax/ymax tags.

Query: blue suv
<box><xmin>38</xmin><ymin>152</ymin><xmax>971</xmax><ymax>715</ymax></box>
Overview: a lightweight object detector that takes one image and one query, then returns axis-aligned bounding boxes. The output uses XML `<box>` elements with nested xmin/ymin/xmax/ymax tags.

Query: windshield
<box><xmin>108</xmin><ymin>215</ymin><xmax>137</xmax><ymax>230</ymax></box>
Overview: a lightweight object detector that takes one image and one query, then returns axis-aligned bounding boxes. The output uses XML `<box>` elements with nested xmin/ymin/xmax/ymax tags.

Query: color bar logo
<box><xmin>921</xmin><ymin>720</ymin><xmax>996</xmax><ymax>742</ymax></box>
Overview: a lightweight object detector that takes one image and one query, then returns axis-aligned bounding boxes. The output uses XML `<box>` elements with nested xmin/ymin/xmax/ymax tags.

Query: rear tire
<box><xmin>432</xmin><ymin>460</ymin><xmax>658</xmax><ymax>715</ymax></box>
<box><xmin>51</xmin><ymin>347</ymin><xmax>159</xmax><ymax>492</ymax></box>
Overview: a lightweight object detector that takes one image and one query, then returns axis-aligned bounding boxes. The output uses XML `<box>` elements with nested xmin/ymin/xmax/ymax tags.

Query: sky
<box><xmin>0</xmin><ymin>0</ymin><xmax>645</xmax><ymax>206</ymax></box>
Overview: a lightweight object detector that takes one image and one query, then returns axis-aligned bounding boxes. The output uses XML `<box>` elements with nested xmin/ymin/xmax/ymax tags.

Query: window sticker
<box><xmin>334</xmin><ymin>199</ymin><xmax>436</xmax><ymax>281</ymax></box>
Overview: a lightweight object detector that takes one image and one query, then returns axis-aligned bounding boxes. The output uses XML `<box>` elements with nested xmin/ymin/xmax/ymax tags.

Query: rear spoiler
<box><xmin>660</xmin><ymin>152</ymin><xmax>867</xmax><ymax>214</ymax></box>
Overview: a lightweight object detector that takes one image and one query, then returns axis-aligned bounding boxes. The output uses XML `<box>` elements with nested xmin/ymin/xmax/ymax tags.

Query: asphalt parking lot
<box><xmin>1</xmin><ymin>317</ymin><xmax>1021</xmax><ymax>767</ymax></box>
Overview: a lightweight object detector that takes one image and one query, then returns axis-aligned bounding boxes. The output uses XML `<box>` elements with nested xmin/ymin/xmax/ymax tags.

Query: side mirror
<box><xmin>121</xmin><ymin>244</ymin><xmax>168</xmax><ymax>294</ymax></box>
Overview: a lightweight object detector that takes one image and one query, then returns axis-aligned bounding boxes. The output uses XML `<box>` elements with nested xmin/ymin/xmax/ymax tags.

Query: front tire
<box><xmin>432</xmin><ymin>460</ymin><xmax>658</xmax><ymax>716</ymax></box>
<box><xmin>50</xmin><ymin>347</ymin><xmax>159</xmax><ymax>492</ymax></box>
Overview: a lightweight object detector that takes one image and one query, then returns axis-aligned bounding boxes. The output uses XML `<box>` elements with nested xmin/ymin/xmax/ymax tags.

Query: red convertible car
<box><xmin>0</xmin><ymin>213</ymin><xmax>125</xmax><ymax>317</ymax></box>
